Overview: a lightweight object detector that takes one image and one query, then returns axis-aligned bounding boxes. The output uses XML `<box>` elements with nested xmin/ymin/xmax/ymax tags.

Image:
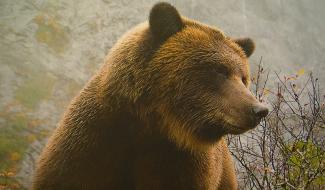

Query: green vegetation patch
<box><xmin>0</xmin><ymin>115</ymin><xmax>28</xmax><ymax>172</ymax></box>
<box><xmin>287</xmin><ymin>140</ymin><xmax>325</xmax><ymax>187</ymax></box>
<box><xmin>34</xmin><ymin>14</ymin><xmax>70</xmax><ymax>54</ymax></box>
<box><xmin>15</xmin><ymin>72</ymin><xmax>56</xmax><ymax>109</ymax></box>
<box><xmin>0</xmin><ymin>114</ymin><xmax>29</xmax><ymax>190</ymax></box>
<box><xmin>0</xmin><ymin>111</ymin><xmax>36</xmax><ymax>189</ymax></box>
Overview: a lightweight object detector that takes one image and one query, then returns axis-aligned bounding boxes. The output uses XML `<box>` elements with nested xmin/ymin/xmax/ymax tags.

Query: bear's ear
<box><xmin>149</xmin><ymin>2</ymin><xmax>184</xmax><ymax>42</ymax></box>
<box><xmin>234</xmin><ymin>38</ymin><xmax>255</xmax><ymax>57</ymax></box>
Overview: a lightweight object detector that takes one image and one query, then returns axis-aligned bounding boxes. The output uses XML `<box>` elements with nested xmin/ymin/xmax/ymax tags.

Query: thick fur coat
<box><xmin>32</xmin><ymin>2</ymin><xmax>268</xmax><ymax>190</ymax></box>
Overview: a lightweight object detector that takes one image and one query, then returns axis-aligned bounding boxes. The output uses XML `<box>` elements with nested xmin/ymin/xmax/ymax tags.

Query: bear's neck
<box><xmin>69</xmin><ymin>72</ymin><xmax>218</xmax><ymax>155</ymax></box>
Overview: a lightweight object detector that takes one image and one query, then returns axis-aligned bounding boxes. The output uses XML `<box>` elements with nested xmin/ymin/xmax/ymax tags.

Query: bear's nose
<box><xmin>252</xmin><ymin>104</ymin><xmax>269</xmax><ymax>118</ymax></box>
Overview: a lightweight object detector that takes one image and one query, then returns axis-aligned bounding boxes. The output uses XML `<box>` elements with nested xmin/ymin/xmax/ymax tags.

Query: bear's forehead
<box><xmin>183</xmin><ymin>18</ymin><xmax>226</xmax><ymax>38</ymax></box>
<box><xmin>151</xmin><ymin>18</ymin><xmax>249</xmax><ymax>77</ymax></box>
<box><xmin>182</xmin><ymin>19</ymin><xmax>245</xmax><ymax>58</ymax></box>
<box><xmin>162</xmin><ymin>21</ymin><xmax>248</xmax><ymax>70</ymax></box>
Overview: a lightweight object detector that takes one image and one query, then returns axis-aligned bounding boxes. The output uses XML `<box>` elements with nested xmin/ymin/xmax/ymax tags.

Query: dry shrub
<box><xmin>229</xmin><ymin>58</ymin><xmax>325</xmax><ymax>190</ymax></box>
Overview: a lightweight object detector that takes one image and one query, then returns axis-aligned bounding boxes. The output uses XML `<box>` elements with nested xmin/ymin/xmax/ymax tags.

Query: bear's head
<box><xmin>142</xmin><ymin>3</ymin><xmax>269</xmax><ymax>150</ymax></box>
<box><xmin>106</xmin><ymin>2</ymin><xmax>269</xmax><ymax>151</ymax></box>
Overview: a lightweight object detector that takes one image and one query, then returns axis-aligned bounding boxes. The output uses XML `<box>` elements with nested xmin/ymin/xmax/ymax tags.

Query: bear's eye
<box><xmin>212</xmin><ymin>64</ymin><xmax>230</xmax><ymax>77</ymax></box>
<box><xmin>242</xmin><ymin>77</ymin><xmax>247</xmax><ymax>85</ymax></box>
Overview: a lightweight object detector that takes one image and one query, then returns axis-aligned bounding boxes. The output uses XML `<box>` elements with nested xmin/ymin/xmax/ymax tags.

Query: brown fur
<box><xmin>32</xmin><ymin>2</ymin><xmax>267</xmax><ymax>190</ymax></box>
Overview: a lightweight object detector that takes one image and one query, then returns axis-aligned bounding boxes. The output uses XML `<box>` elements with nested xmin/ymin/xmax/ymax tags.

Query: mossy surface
<box><xmin>15</xmin><ymin>72</ymin><xmax>56</xmax><ymax>109</ymax></box>
<box><xmin>0</xmin><ymin>114</ymin><xmax>29</xmax><ymax>189</ymax></box>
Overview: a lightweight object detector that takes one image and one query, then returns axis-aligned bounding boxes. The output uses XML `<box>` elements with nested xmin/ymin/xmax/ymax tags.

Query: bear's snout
<box><xmin>252</xmin><ymin>104</ymin><xmax>269</xmax><ymax>119</ymax></box>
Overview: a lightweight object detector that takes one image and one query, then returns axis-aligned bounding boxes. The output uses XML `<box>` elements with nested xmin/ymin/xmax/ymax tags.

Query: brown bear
<box><xmin>32</xmin><ymin>2</ymin><xmax>269</xmax><ymax>190</ymax></box>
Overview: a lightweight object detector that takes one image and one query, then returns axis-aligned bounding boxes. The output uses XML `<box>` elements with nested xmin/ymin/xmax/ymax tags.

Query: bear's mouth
<box><xmin>196</xmin><ymin>119</ymin><xmax>261</xmax><ymax>142</ymax></box>
<box><xmin>226</xmin><ymin>117</ymin><xmax>262</xmax><ymax>134</ymax></box>
<box><xmin>195</xmin><ymin>122</ymin><xmax>226</xmax><ymax>142</ymax></box>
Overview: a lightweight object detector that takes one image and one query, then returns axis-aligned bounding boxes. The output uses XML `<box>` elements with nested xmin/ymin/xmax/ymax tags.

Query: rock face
<box><xmin>0</xmin><ymin>0</ymin><xmax>324</xmax><ymax>188</ymax></box>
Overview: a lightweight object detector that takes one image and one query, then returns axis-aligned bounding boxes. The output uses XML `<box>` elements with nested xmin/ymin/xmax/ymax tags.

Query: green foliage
<box><xmin>287</xmin><ymin>140</ymin><xmax>325</xmax><ymax>188</ymax></box>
